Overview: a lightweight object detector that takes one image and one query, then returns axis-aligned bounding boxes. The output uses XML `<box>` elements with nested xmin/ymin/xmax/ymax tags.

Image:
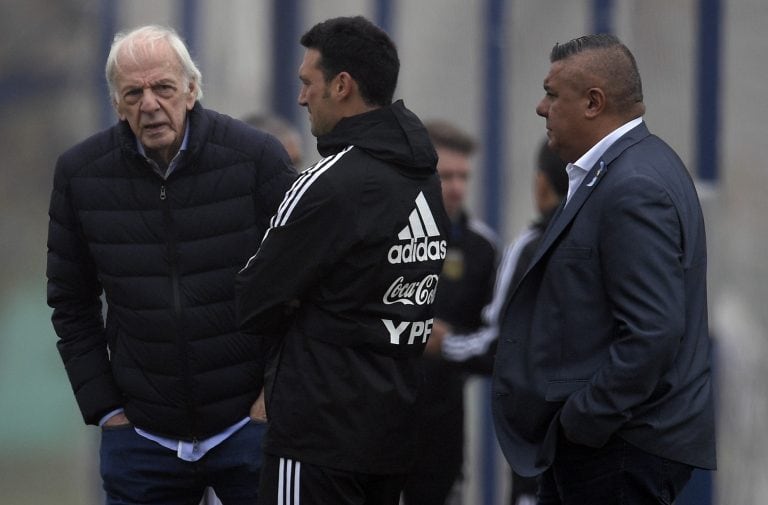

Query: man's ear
<box><xmin>334</xmin><ymin>72</ymin><xmax>354</xmax><ymax>100</ymax></box>
<box><xmin>186</xmin><ymin>80</ymin><xmax>197</xmax><ymax>110</ymax></box>
<box><xmin>585</xmin><ymin>87</ymin><xmax>606</xmax><ymax>118</ymax></box>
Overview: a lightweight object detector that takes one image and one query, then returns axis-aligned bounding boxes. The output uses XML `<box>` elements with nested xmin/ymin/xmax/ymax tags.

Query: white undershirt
<box><xmin>564</xmin><ymin>117</ymin><xmax>644</xmax><ymax>206</ymax></box>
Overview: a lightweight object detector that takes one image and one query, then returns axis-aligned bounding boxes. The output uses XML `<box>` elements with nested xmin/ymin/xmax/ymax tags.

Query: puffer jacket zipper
<box><xmin>159</xmin><ymin>181</ymin><xmax>197</xmax><ymax>438</ymax></box>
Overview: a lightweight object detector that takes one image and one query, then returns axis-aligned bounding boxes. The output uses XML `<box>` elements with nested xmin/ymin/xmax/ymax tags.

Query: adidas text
<box><xmin>387</xmin><ymin>238</ymin><xmax>447</xmax><ymax>264</ymax></box>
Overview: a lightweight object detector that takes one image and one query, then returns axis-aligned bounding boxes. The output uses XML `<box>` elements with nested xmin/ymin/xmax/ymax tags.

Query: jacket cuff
<box><xmin>74</xmin><ymin>376</ymin><xmax>124</xmax><ymax>426</ymax></box>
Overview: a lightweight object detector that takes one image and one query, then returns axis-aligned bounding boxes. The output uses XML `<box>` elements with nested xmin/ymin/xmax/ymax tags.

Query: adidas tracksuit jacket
<box><xmin>236</xmin><ymin>100</ymin><xmax>450</xmax><ymax>474</ymax></box>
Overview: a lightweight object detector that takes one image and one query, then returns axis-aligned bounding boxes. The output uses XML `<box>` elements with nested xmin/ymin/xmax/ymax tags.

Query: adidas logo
<box><xmin>387</xmin><ymin>192</ymin><xmax>447</xmax><ymax>264</ymax></box>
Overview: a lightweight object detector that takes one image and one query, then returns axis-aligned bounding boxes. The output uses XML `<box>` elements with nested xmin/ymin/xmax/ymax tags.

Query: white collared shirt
<box><xmin>564</xmin><ymin>117</ymin><xmax>644</xmax><ymax>206</ymax></box>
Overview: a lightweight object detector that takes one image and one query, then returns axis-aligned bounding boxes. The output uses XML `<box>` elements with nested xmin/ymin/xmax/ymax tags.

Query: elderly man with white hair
<box><xmin>47</xmin><ymin>24</ymin><xmax>296</xmax><ymax>504</ymax></box>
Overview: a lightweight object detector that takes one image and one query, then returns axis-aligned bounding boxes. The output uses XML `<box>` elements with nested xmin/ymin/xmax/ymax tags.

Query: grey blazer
<box><xmin>492</xmin><ymin>122</ymin><xmax>716</xmax><ymax>477</ymax></box>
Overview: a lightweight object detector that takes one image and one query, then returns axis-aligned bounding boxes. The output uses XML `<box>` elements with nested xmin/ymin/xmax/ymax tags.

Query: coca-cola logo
<box><xmin>383</xmin><ymin>275</ymin><xmax>439</xmax><ymax>305</ymax></box>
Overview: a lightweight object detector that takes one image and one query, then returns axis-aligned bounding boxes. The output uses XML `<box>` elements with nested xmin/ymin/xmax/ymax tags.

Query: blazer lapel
<box><xmin>503</xmin><ymin>122</ymin><xmax>652</xmax><ymax>308</ymax></box>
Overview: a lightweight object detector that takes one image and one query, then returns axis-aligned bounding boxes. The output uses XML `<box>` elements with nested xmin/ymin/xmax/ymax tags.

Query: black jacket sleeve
<box><xmin>46</xmin><ymin>156</ymin><xmax>123</xmax><ymax>425</ymax></box>
<box><xmin>236</xmin><ymin>170</ymin><xmax>352</xmax><ymax>345</ymax></box>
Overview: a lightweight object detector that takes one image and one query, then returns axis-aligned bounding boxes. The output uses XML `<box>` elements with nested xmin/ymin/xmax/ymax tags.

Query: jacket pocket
<box><xmin>545</xmin><ymin>379</ymin><xmax>589</xmax><ymax>401</ymax></box>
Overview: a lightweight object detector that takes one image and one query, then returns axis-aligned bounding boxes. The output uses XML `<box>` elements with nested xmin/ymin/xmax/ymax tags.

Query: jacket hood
<box><xmin>316</xmin><ymin>100</ymin><xmax>437</xmax><ymax>173</ymax></box>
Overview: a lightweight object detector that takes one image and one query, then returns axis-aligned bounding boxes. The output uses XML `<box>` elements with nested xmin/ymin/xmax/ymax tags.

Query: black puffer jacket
<box><xmin>47</xmin><ymin>103</ymin><xmax>297</xmax><ymax>439</ymax></box>
<box><xmin>237</xmin><ymin>100</ymin><xmax>450</xmax><ymax>473</ymax></box>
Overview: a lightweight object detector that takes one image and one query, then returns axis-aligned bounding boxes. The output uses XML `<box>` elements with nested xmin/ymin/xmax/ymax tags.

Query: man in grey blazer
<box><xmin>492</xmin><ymin>34</ymin><xmax>716</xmax><ymax>504</ymax></box>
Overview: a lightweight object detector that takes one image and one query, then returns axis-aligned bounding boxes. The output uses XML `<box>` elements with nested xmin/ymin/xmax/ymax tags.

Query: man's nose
<box><xmin>140</xmin><ymin>89</ymin><xmax>160</xmax><ymax>112</ymax></box>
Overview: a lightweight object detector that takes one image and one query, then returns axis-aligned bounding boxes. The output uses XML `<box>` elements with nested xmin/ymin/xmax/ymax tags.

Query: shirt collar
<box><xmin>572</xmin><ymin>116</ymin><xmax>644</xmax><ymax>173</ymax></box>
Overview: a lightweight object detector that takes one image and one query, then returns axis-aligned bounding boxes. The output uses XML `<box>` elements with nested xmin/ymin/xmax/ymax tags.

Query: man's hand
<box><xmin>250</xmin><ymin>388</ymin><xmax>267</xmax><ymax>422</ymax></box>
<box><xmin>425</xmin><ymin>318</ymin><xmax>451</xmax><ymax>356</ymax></box>
<box><xmin>102</xmin><ymin>412</ymin><xmax>130</xmax><ymax>427</ymax></box>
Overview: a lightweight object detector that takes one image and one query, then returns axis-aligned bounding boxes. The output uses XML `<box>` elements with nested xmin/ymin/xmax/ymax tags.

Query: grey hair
<box><xmin>105</xmin><ymin>25</ymin><xmax>203</xmax><ymax>102</ymax></box>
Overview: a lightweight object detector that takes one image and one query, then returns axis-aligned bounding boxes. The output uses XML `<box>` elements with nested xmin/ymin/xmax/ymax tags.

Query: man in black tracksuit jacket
<box><xmin>236</xmin><ymin>16</ymin><xmax>450</xmax><ymax>505</ymax></box>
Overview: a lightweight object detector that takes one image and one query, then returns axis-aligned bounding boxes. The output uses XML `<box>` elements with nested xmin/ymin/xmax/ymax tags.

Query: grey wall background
<box><xmin>1</xmin><ymin>0</ymin><xmax>765</xmax><ymax>503</ymax></box>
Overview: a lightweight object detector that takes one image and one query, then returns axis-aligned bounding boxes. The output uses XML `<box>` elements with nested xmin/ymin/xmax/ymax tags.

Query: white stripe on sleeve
<box><xmin>240</xmin><ymin>146</ymin><xmax>353</xmax><ymax>272</ymax></box>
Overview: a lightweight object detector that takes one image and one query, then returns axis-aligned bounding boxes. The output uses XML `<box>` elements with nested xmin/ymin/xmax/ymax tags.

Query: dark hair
<box><xmin>537</xmin><ymin>139</ymin><xmax>568</xmax><ymax>199</ymax></box>
<box><xmin>424</xmin><ymin>120</ymin><xmax>476</xmax><ymax>155</ymax></box>
<box><xmin>550</xmin><ymin>34</ymin><xmax>643</xmax><ymax>113</ymax></box>
<box><xmin>300</xmin><ymin>16</ymin><xmax>399</xmax><ymax>107</ymax></box>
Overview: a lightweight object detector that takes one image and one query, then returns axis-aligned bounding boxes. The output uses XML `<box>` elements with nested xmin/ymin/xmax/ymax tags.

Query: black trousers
<box><xmin>537</xmin><ymin>435</ymin><xmax>694</xmax><ymax>505</ymax></box>
<box><xmin>401</xmin><ymin>465</ymin><xmax>461</xmax><ymax>505</ymax></box>
<box><xmin>259</xmin><ymin>453</ymin><xmax>406</xmax><ymax>505</ymax></box>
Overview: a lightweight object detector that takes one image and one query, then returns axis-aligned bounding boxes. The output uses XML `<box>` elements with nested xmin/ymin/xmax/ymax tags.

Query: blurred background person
<box><xmin>505</xmin><ymin>139</ymin><xmax>568</xmax><ymax>299</ymax></box>
<box><xmin>438</xmin><ymin>139</ymin><xmax>567</xmax><ymax>505</ymax></box>
<box><xmin>46</xmin><ymin>25</ymin><xmax>296</xmax><ymax>505</ymax></box>
<box><xmin>401</xmin><ymin>120</ymin><xmax>498</xmax><ymax>505</ymax></box>
<box><xmin>243</xmin><ymin>112</ymin><xmax>304</xmax><ymax>167</ymax></box>
<box><xmin>504</xmin><ymin>139</ymin><xmax>567</xmax><ymax>505</ymax></box>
